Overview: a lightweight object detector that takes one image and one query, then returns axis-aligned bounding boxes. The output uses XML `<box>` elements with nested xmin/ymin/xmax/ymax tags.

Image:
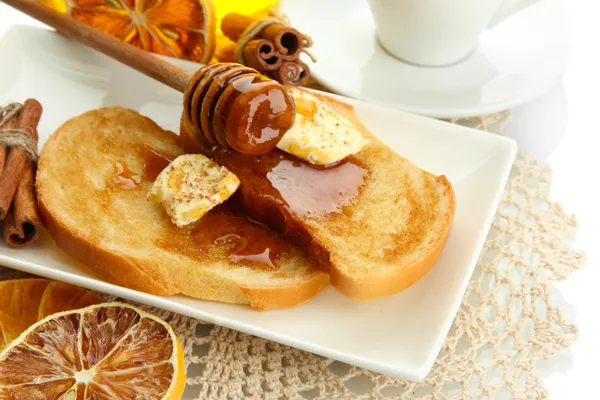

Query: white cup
<box><xmin>368</xmin><ymin>0</ymin><xmax>542</xmax><ymax>67</ymax></box>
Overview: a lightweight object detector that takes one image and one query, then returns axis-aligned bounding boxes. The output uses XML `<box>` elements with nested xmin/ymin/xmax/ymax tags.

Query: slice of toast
<box><xmin>180</xmin><ymin>88</ymin><xmax>455</xmax><ymax>300</ymax></box>
<box><xmin>36</xmin><ymin>107</ymin><xmax>328</xmax><ymax>310</ymax></box>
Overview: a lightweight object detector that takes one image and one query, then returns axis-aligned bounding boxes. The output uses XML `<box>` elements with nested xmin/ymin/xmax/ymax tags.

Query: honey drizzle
<box><xmin>265</xmin><ymin>155</ymin><xmax>368</xmax><ymax>218</ymax></box>
<box><xmin>209</xmin><ymin>149</ymin><xmax>369</xmax><ymax>219</ymax></box>
<box><xmin>113</xmin><ymin>161</ymin><xmax>142</xmax><ymax>190</ymax></box>
<box><xmin>106</xmin><ymin>145</ymin><xmax>287</xmax><ymax>271</ymax></box>
<box><xmin>294</xmin><ymin>96</ymin><xmax>318</xmax><ymax>119</ymax></box>
<box><xmin>156</xmin><ymin>204</ymin><xmax>289</xmax><ymax>270</ymax></box>
<box><xmin>111</xmin><ymin>146</ymin><xmax>174</xmax><ymax>190</ymax></box>
<box><xmin>142</xmin><ymin>147</ymin><xmax>175</xmax><ymax>181</ymax></box>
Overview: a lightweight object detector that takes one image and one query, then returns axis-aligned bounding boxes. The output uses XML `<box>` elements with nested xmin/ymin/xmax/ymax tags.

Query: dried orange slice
<box><xmin>0</xmin><ymin>302</ymin><xmax>185</xmax><ymax>399</ymax></box>
<box><xmin>38</xmin><ymin>281</ymin><xmax>105</xmax><ymax>320</ymax></box>
<box><xmin>0</xmin><ymin>279</ymin><xmax>102</xmax><ymax>350</ymax></box>
<box><xmin>66</xmin><ymin>0</ymin><xmax>216</xmax><ymax>63</ymax></box>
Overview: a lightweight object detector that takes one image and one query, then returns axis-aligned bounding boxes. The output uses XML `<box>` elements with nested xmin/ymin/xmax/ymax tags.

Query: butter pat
<box><xmin>148</xmin><ymin>154</ymin><xmax>240</xmax><ymax>227</ymax></box>
<box><xmin>277</xmin><ymin>88</ymin><xmax>370</xmax><ymax>165</ymax></box>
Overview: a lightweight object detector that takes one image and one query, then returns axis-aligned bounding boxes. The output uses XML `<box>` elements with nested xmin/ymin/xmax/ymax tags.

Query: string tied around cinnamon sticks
<box><xmin>222</xmin><ymin>12</ymin><xmax>316</xmax><ymax>86</ymax></box>
<box><xmin>0</xmin><ymin>103</ymin><xmax>22</xmax><ymax>126</ymax></box>
<box><xmin>0</xmin><ymin>103</ymin><xmax>39</xmax><ymax>161</ymax></box>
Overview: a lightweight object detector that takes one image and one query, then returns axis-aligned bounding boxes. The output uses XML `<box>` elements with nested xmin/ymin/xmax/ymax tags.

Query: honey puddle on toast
<box><xmin>157</xmin><ymin>205</ymin><xmax>290</xmax><ymax>270</ymax></box>
<box><xmin>212</xmin><ymin>149</ymin><xmax>370</xmax><ymax>219</ymax></box>
<box><xmin>108</xmin><ymin>145</ymin><xmax>290</xmax><ymax>271</ymax></box>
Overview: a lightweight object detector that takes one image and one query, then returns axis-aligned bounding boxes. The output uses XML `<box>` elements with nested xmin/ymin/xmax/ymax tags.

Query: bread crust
<box><xmin>38</xmin><ymin>197</ymin><xmax>178</xmax><ymax>296</ymax></box>
<box><xmin>240</xmin><ymin>272</ymin><xmax>331</xmax><ymax>310</ymax></box>
<box><xmin>329</xmin><ymin>176</ymin><xmax>455</xmax><ymax>299</ymax></box>
<box><xmin>36</xmin><ymin>107</ymin><xmax>328</xmax><ymax>310</ymax></box>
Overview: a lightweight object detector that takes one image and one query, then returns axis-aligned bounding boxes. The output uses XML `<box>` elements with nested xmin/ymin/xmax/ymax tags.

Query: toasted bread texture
<box><xmin>36</xmin><ymin>107</ymin><xmax>328</xmax><ymax>310</ymax></box>
<box><xmin>180</xmin><ymin>89</ymin><xmax>455</xmax><ymax>300</ymax></box>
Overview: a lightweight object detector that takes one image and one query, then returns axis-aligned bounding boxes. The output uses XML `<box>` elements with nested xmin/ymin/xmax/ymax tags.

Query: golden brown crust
<box><xmin>329</xmin><ymin>176</ymin><xmax>455</xmax><ymax>299</ymax></box>
<box><xmin>37</xmin><ymin>197</ymin><xmax>178</xmax><ymax>296</ymax></box>
<box><xmin>241</xmin><ymin>272</ymin><xmax>330</xmax><ymax>310</ymax></box>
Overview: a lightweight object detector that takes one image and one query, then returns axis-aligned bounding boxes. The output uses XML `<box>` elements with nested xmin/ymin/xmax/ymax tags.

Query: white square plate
<box><xmin>0</xmin><ymin>25</ymin><xmax>516</xmax><ymax>380</ymax></box>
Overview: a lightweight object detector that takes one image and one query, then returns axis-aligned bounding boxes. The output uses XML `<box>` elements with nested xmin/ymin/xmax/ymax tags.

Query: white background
<box><xmin>0</xmin><ymin>0</ymin><xmax>598</xmax><ymax>398</ymax></box>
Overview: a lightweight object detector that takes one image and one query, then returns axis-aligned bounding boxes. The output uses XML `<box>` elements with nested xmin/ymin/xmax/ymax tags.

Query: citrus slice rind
<box><xmin>0</xmin><ymin>279</ymin><xmax>103</xmax><ymax>351</ymax></box>
<box><xmin>68</xmin><ymin>0</ymin><xmax>216</xmax><ymax>63</ymax></box>
<box><xmin>0</xmin><ymin>279</ymin><xmax>50</xmax><ymax>348</ymax></box>
<box><xmin>0</xmin><ymin>302</ymin><xmax>185</xmax><ymax>400</ymax></box>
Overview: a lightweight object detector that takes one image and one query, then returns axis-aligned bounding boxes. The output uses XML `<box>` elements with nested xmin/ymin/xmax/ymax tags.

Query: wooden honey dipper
<box><xmin>2</xmin><ymin>0</ymin><xmax>296</xmax><ymax>155</ymax></box>
<box><xmin>184</xmin><ymin>63</ymin><xmax>295</xmax><ymax>154</ymax></box>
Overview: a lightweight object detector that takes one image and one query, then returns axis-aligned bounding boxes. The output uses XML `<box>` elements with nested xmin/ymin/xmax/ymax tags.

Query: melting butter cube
<box><xmin>148</xmin><ymin>154</ymin><xmax>240</xmax><ymax>227</ymax></box>
<box><xmin>277</xmin><ymin>88</ymin><xmax>370</xmax><ymax>165</ymax></box>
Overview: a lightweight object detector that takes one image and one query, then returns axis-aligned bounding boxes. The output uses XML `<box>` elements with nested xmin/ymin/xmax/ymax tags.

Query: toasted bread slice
<box><xmin>180</xmin><ymin>89</ymin><xmax>455</xmax><ymax>300</ymax></box>
<box><xmin>36</xmin><ymin>107</ymin><xmax>328</xmax><ymax>310</ymax></box>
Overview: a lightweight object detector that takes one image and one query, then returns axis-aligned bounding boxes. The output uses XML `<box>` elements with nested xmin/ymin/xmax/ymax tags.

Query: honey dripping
<box><xmin>184</xmin><ymin>63</ymin><xmax>296</xmax><ymax>155</ymax></box>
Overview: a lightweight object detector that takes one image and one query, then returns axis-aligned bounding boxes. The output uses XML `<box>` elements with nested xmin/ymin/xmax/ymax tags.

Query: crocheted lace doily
<box><xmin>0</xmin><ymin>112</ymin><xmax>586</xmax><ymax>399</ymax></box>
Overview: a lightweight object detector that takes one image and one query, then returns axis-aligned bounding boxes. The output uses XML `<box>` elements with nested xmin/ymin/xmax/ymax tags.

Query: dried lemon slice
<box><xmin>0</xmin><ymin>279</ymin><xmax>102</xmax><ymax>350</ymax></box>
<box><xmin>67</xmin><ymin>0</ymin><xmax>216</xmax><ymax>63</ymax></box>
<box><xmin>0</xmin><ymin>302</ymin><xmax>185</xmax><ymax>399</ymax></box>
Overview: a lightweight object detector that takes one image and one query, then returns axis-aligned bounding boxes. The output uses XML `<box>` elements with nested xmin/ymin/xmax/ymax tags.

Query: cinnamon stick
<box><xmin>215</xmin><ymin>41</ymin><xmax>236</xmax><ymax>63</ymax></box>
<box><xmin>243</xmin><ymin>39</ymin><xmax>282</xmax><ymax>71</ymax></box>
<box><xmin>260</xmin><ymin>23</ymin><xmax>303</xmax><ymax>60</ymax></box>
<box><xmin>3</xmin><ymin>161</ymin><xmax>40</xmax><ymax>247</ymax></box>
<box><xmin>221</xmin><ymin>13</ymin><xmax>256</xmax><ymax>43</ymax></box>
<box><xmin>0</xmin><ymin>99</ymin><xmax>42</xmax><ymax>220</ymax></box>
<box><xmin>269</xmin><ymin>60</ymin><xmax>310</xmax><ymax>86</ymax></box>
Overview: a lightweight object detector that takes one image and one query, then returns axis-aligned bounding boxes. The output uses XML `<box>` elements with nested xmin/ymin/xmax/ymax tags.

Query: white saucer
<box><xmin>282</xmin><ymin>0</ymin><xmax>570</xmax><ymax>118</ymax></box>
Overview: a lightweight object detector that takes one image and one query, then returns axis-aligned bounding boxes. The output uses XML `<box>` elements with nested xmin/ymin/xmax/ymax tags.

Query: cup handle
<box><xmin>488</xmin><ymin>0</ymin><xmax>542</xmax><ymax>28</ymax></box>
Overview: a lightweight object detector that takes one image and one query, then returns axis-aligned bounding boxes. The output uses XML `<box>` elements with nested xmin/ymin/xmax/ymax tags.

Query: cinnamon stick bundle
<box><xmin>221</xmin><ymin>12</ymin><xmax>312</xmax><ymax>85</ymax></box>
<box><xmin>222</xmin><ymin>13</ymin><xmax>305</xmax><ymax>61</ymax></box>
<box><xmin>0</xmin><ymin>99</ymin><xmax>43</xmax><ymax>248</ymax></box>
<box><xmin>0</xmin><ymin>99</ymin><xmax>42</xmax><ymax>220</ymax></box>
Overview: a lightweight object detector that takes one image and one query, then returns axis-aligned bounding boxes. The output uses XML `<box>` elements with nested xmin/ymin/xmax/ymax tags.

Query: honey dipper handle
<box><xmin>2</xmin><ymin>0</ymin><xmax>191</xmax><ymax>93</ymax></box>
